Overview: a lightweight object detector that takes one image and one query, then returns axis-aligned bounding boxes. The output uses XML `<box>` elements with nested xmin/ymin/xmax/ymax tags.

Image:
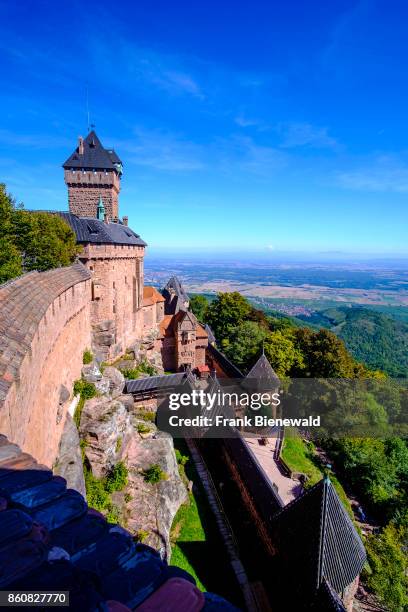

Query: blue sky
<box><xmin>1</xmin><ymin>0</ymin><xmax>408</xmax><ymax>255</ymax></box>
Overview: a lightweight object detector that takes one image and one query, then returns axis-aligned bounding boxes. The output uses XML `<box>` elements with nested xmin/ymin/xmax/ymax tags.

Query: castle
<box><xmin>0</xmin><ymin>131</ymin><xmax>209</xmax><ymax>466</ymax></box>
<box><xmin>0</xmin><ymin>132</ymin><xmax>365</xmax><ymax>612</ymax></box>
<box><xmin>61</xmin><ymin>130</ymin><xmax>208</xmax><ymax>369</ymax></box>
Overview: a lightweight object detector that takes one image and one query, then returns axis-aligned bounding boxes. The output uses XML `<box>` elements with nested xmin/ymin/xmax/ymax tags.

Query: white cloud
<box><xmin>162</xmin><ymin>71</ymin><xmax>203</xmax><ymax>98</ymax></box>
<box><xmin>336</xmin><ymin>155</ymin><xmax>408</xmax><ymax>193</ymax></box>
<box><xmin>279</xmin><ymin>122</ymin><xmax>338</xmax><ymax>149</ymax></box>
<box><xmin>234</xmin><ymin>115</ymin><xmax>262</xmax><ymax>128</ymax></box>
<box><xmin>116</xmin><ymin>128</ymin><xmax>205</xmax><ymax>172</ymax></box>
<box><xmin>237</xmin><ymin>137</ymin><xmax>288</xmax><ymax>176</ymax></box>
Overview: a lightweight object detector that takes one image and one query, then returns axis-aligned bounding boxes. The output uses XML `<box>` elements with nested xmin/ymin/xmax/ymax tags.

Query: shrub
<box><xmin>122</xmin><ymin>360</ymin><xmax>157</xmax><ymax>380</ymax></box>
<box><xmin>106</xmin><ymin>504</ymin><xmax>120</xmax><ymax>524</ymax></box>
<box><xmin>137</xmin><ymin>423</ymin><xmax>151</xmax><ymax>434</ymax></box>
<box><xmin>175</xmin><ymin>449</ymin><xmax>188</xmax><ymax>466</ymax></box>
<box><xmin>73</xmin><ymin>379</ymin><xmax>97</xmax><ymax>427</ymax></box>
<box><xmin>134</xmin><ymin>529</ymin><xmax>149</xmax><ymax>543</ymax></box>
<box><xmin>105</xmin><ymin>461</ymin><xmax>128</xmax><ymax>493</ymax></box>
<box><xmin>136</xmin><ymin>411</ymin><xmax>156</xmax><ymax>423</ymax></box>
<box><xmin>82</xmin><ymin>349</ymin><xmax>93</xmax><ymax>365</ymax></box>
<box><xmin>73</xmin><ymin>379</ymin><xmax>97</xmax><ymax>400</ymax></box>
<box><xmin>122</xmin><ymin>368</ymin><xmax>140</xmax><ymax>380</ymax></box>
<box><xmin>363</xmin><ymin>523</ymin><xmax>408</xmax><ymax>610</ymax></box>
<box><xmin>85</xmin><ymin>470</ymin><xmax>111</xmax><ymax>512</ymax></box>
<box><xmin>143</xmin><ymin>463</ymin><xmax>168</xmax><ymax>484</ymax></box>
<box><xmin>124</xmin><ymin>493</ymin><xmax>133</xmax><ymax>503</ymax></box>
<box><xmin>138</xmin><ymin>360</ymin><xmax>157</xmax><ymax>376</ymax></box>
<box><xmin>115</xmin><ymin>437</ymin><xmax>122</xmax><ymax>453</ymax></box>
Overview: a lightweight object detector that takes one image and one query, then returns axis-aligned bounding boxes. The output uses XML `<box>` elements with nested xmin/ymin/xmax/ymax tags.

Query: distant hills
<box><xmin>296</xmin><ymin>306</ymin><xmax>408</xmax><ymax>377</ymax></box>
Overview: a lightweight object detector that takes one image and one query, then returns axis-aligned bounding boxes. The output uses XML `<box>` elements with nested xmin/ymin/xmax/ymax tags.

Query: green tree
<box><xmin>189</xmin><ymin>294</ymin><xmax>209</xmax><ymax>322</ymax></box>
<box><xmin>0</xmin><ymin>183</ymin><xmax>79</xmax><ymax>283</ymax></box>
<box><xmin>221</xmin><ymin>320</ymin><xmax>268</xmax><ymax>370</ymax></box>
<box><xmin>364</xmin><ymin>523</ymin><xmax>408</xmax><ymax>611</ymax></box>
<box><xmin>205</xmin><ymin>292</ymin><xmax>252</xmax><ymax>342</ymax></box>
<box><xmin>13</xmin><ymin>210</ymin><xmax>78</xmax><ymax>272</ymax></box>
<box><xmin>292</xmin><ymin>327</ymin><xmax>364</xmax><ymax>378</ymax></box>
<box><xmin>0</xmin><ymin>184</ymin><xmax>22</xmax><ymax>282</ymax></box>
<box><xmin>264</xmin><ymin>330</ymin><xmax>304</xmax><ymax>378</ymax></box>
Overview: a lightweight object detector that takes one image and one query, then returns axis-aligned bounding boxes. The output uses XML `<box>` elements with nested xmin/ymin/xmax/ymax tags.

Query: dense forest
<box><xmin>190</xmin><ymin>292</ymin><xmax>408</xmax><ymax>611</ymax></box>
<box><xmin>295</xmin><ymin>306</ymin><xmax>408</xmax><ymax>377</ymax></box>
<box><xmin>0</xmin><ymin>183</ymin><xmax>78</xmax><ymax>283</ymax></box>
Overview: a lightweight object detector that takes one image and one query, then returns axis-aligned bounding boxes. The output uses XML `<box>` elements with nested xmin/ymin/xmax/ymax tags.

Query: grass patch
<box><xmin>122</xmin><ymin>359</ymin><xmax>157</xmax><ymax>379</ymax></box>
<box><xmin>73</xmin><ymin>379</ymin><xmax>97</xmax><ymax>428</ymax></box>
<box><xmin>134</xmin><ymin>529</ymin><xmax>149</xmax><ymax>543</ymax></box>
<box><xmin>84</xmin><ymin>461</ymin><xmax>129</xmax><ymax>521</ymax></box>
<box><xmin>135</xmin><ymin>411</ymin><xmax>156</xmax><ymax>422</ymax></box>
<box><xmin>170</xmin><ymin>440</ymin><xmax>239</xmax><ymax>604</ymax></box>
<box><xmin>137</xmin><ymin>423</ymin><xmax>151</xmax><ymax>435</ymax></box>
<box><xmin>171</xmin><ymin>491</ymin><xmax>207</xmax><ymax>591</ymax></box>
<box><xmin>82</xmin><ymin>349</ymin><xmax>93</xmax><ymax>364</ymax></box>
<box><xmin>282</xmin><ymin>430</ymin><xmax>353</xmax><ymax>518</ymax></box>
<box><xmin>143</xmin><ymin>463</ymin><xmax>168</xmax><ymax>484</ymax></box>
<box><xmin>281</xmin><ymin>434</ymin><xmax>321</xmax><ymax>486</ymax></box>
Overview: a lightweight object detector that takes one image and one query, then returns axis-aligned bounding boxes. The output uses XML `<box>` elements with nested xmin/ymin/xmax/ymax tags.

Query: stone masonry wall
<box><xmin>0</xmin><ymin>264</ymin><xmax>92</xmax><ymax>467</ymax></box>
<box><xmin>64</xmin><ymin>169</ymin><xmax>120</xmax><ymax>219</ymax></box>
<box><xmin>79</xmin><ymin>244</ymin><xmax>145</xmax><ymax>360</ymax></box>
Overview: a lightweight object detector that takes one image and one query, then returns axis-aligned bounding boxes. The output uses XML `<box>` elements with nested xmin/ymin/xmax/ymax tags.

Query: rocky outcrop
<box><xmin>101</xmin><ymin>366</ymin><xmax>125</xmax><ymax>397</ymax></box>
<box><xmin>79</xmin><ymin>395</ymin><xmax>133</xmax><ymax>478</ymax></box>
<box><xmin>92</xmin><ymin>319</ymin><xmax>121</xmax><ymax>361</ymax></box>
<box><xmin>81</xmin><ymin>362</ymin><xmax>125</xmax><ymax>398</ymax></box>
<box><xmin>124</xmin><ymin>428</ymin><xmax>187</xmax><ymax>561</ymax></box>
<box><xmin>55</xmin><ymin>413</ymin><xmax>86</xmax><ymax>497</ymax></box>
<box><xmin>127</xmin><ymin>334</ymin><xmax>164</xmax><ymax>375</ymax></box>
<box><xmin>81</xmin><ymin>363</ymin><xmax>103</xmax><ymax>383</ymax></box>
<box><xmin>77</xmin><ymin>362</ymin><xmax>186</xmax><ymax>561</ymax></box>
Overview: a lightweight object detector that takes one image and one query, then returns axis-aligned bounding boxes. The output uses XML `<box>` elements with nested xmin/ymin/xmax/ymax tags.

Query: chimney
<box><xmin>78</xmin><ymin>136</ymin><xmax>84</xmax><ymax>155</ymax></box>
<box><xmin>123</xmin><ymin>216</ymin><xmax>128</xmax><ymax>226</ymax></box>
<box><xmin>104</xmin><ymin>213</ymin><xmax>109</xmax><ymax>224</ymax></box>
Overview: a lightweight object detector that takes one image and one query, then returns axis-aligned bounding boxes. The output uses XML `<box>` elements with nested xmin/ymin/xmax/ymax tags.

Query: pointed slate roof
<box><xmin>204</xmin><ymin>324</ymin><xmax>216</xmax><ymax>344</ymax></box>
<box><xmin>246</xmin><ymin>353</ymin><xmax>280</xmax><ymax>383</ymax></box>
<box><xmin>162</xmin><ymin>276</ymin><xmax>190</xmax><ymax>314</ymax></box>
<box><xmin>271</xmin><ymin>476</ymin><xmax>366</xmax><ymax>596</ymax></box>
<box><xmin>311</xmin><ymin>579</ymin><xmax>347</xmax><ymax>612</ymax></box>
<box><xmin>62</xmin><ymin>131</ymin><xmax>122</xmax><ymax>171</ymax></box>
<box><xmin>244</xmin><ymin>353</ymin><xmax>280</xmax><ymax>390</ymax></box>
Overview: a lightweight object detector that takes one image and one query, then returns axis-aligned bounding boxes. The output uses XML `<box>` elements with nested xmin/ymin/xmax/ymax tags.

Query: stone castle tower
<box><xmin>63</xmin><ymin>131</ymin><xmax>122</xmax><ymax>220</ymax></box>
<box><xmin>61</xmin><ymin>131</ymin><xmax>146</xmax><ymax>361</ymax></box>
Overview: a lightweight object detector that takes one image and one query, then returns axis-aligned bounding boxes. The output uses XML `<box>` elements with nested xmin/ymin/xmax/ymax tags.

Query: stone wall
<box><xmin>64</xmin><ymin>169</ymin><xmax>120</xmax><ymax>219</ymax></box>
<box><xmin>0</xmin><ymin>264</ymin><xmax>92</xmax><ymax>467</ymax></box>
<box><xmin>79</xmin><ymin>244</ymin><xmax>145</xmax><ymax>360</ymax></box>
<box><xmin>143</xmin><ymin>302</ymin><xmax>164</xmax><ymax>333</ymax></box>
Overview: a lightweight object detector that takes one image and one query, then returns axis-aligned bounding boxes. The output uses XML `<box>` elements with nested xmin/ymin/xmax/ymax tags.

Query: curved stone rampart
<box><xmin>0</xmin><ymin>263</ymin><xmax>91</xmax><ymax>466</ymax></box>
